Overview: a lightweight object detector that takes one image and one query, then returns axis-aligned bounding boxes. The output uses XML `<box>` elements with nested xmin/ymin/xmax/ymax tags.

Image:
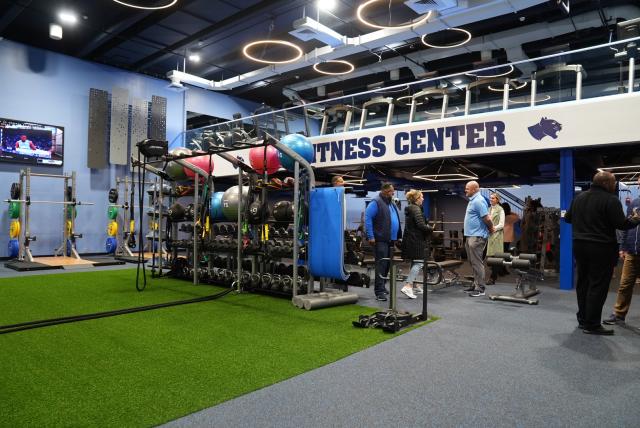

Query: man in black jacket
<box><xmin>564</xmin><ymin>171</ymin><xmax>640</xmax><ymax>335</ymax></box>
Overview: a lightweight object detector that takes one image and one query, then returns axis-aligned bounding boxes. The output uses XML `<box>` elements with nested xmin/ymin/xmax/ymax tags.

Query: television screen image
<box><xmin>0</xmin><ymin>118</ymin><xmax>64</xmax><ymax>166</ymax></box>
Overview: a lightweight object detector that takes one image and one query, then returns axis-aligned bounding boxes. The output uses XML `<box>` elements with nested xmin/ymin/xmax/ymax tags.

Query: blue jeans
<box><xmin>374</xmin><ymin>241</ymin><xmax>393</xmax><ymax>295</ymax></box>
<box><xmin>405</xmin><ymin>261</ymin><xmax>424</xmax><ymax>287</ymax></box>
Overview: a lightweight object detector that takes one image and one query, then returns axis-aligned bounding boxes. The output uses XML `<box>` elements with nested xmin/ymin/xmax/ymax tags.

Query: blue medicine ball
<box><xmin>210</xmin><ymin>191</ymin><xmax>225</xmax><ymax>221</ymax></box>
<box><xmin>277</xmin><ymin>134</ymin><xmax>314</xmax><ymax>171</ymax></box>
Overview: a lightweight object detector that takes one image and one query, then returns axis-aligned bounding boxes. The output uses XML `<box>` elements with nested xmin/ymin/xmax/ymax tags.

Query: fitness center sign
<box><xmin>307</xmin><ymin>91</ymin><xmax>640</xmax><ymax>168</ymax></box>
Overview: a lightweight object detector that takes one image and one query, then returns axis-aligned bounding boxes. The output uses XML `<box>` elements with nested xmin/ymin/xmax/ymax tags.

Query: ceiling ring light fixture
<box><xmin>421</xmin><ymin>28</ymin><xmax>472</xmax><ymax>49</ymax></box>
<box><xmin>424</xmin><ymin>106</ymin><xmax>460</xmax><ymax>116</ymax></box>
<box><xmin>396</xmin><ymin>95</ymin><xmax>423</xmax><ymax>106</ymax></box>
<box><xmin>356</xmin><ymin>0</ymin><xmax>432</xmax><ymax>30</ymax></box>
<box><xmin>313</xmin><ymin>60</ymin><xmax>355</xmax><ymax>76</ymax></box>
<box><xmin>465</xmin><ymin>64</ymin><xmax>514</xmax><ymax>79</ymax></box>
<box><xmin>487</xmin><ymin>81</ymin><xmax>528</xmax><ymax>92</ymax></box>
<box><xmin>508</xmin><ymin>94</ymin><xmax>552</xmax><ymax>104</ymax></box>
<box><xmin>112</xmin><ymin>0</ymin><xmax>178</xmax><ymax>10</ymax></box>
<box><xmin>242</xmin><ymin>40</ymin><xmax>303</xmax><ymax>64</ymax></box>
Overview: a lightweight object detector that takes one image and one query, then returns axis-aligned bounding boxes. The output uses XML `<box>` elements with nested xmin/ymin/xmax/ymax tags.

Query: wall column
<box><xmin>559</xmin><ymin>149</ymin><xmax>574</xmax><ymax>290</ymax></box>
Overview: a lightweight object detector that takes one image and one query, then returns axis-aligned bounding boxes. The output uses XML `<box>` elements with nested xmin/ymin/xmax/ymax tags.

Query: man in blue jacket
<box><xmin>365</xmin><ymin>183</ymin><xmax>402</xmax><ymax>301</ymax></box>
<box><xmin>604</xmin><ymin>179</ymin><xmax>640</xmax><ymax>326</ymax></box>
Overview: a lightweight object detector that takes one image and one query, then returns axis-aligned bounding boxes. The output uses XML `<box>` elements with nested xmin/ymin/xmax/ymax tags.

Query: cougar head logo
<box><xmin>528</xmin><ymin>117</ymin><xmax>562</xmax><ymax>140</ymax></box>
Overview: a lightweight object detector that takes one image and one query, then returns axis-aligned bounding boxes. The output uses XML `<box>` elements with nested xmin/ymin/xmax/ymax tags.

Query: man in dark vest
<box><xmin>564</xmin><ymin>171</ymin><xmax>640</xmax><ymax>335</ymax></box>
<box><xmin>365</xmin><ymin>183</ymin><xmax>402</xmax><ymax>301</ymax></box>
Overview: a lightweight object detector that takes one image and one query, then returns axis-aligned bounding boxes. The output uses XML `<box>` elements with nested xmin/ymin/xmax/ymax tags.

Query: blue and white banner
<box><xmin>213</xmin><ymin>92</ymin><xmax>640</xmax><ymax>176</ymax></box>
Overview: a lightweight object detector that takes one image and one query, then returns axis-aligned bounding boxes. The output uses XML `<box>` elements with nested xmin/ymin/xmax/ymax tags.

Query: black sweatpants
<box><xmin>573</xmin><ymin>240</ymin><xmax>618</xmax><ymax>329</ymax></box>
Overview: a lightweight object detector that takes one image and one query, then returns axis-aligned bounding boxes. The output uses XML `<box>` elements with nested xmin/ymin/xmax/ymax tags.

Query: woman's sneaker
<box><xmin>401</xmin><ymin>287</ymin><xmax>417</xmax><ymax>299</ymax></box>
<box><xmin>413</xmin><ymin>286</ymin><xmax>424</xmax><ymax>295</ymax></box>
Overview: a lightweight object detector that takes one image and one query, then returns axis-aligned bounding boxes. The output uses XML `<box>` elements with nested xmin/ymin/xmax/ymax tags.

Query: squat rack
<box><xmin>5</xmin><ymin>168</ymin><xmax>94</xmax><ymax>262</ymax></box>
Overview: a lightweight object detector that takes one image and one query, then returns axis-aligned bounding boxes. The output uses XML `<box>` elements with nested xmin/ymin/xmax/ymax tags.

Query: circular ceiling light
<box><xmin>465</xmin><ymin>64</ymin><xmax>514</xmax><ymax>79</ymax></box>
<box><xmin>421</xmin><ymin>27</ymin><xmax>472</xmax><ymax>49</ymax></box>
<box><xmin>313</xmin><ymin>59</ymin><xmax>355</xmax><ymax>75</ymax></box>
<box><xmin>374</xmin><ymin>84</ymin><xmax>409</xmax><ymax>94</ymax></box>
<box><xmin>396</xmin><ymin>95</ymin><xmax>423</xmax><ymax>106</ymax></box>
<box><xmin>356</xmin><ymin>0</ymin><xmax>432</xmax><ymax>30</ymax></box>
<box><xmin>112</xmin><ymin>0</ymin><xmax>178</xmax><ymax>10</ymax></box>
<box><xmin>424</xmin><ymin>106</ymin><xmax>460</xmax><ymax>116</ymax></box>
<box><xmin>242</xmin><ymin>40</ymin><xmax>303</xmax><ymax>64</ymax></box>
<box><xmin>508</xmin><ymin>94</ymin><xmax>551</xmax><ymax>104</ymax></box>
<box><xmin>487</xmin><ymin>81</ymin><xmax>528</xmax><ymax>92</ymax></box>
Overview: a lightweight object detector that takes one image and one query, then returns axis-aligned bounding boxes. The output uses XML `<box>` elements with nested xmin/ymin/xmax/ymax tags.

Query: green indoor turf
<box><xmin>0</xmin><ymin>269</ymin><xmax>435</xmax><ymax>427</ymax></box>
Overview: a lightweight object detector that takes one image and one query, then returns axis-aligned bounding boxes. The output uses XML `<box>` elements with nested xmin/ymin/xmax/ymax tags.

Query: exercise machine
<box><xmin>486</xmin><ymin>252</ymin><xmax>543</xmax><ymax>305</ymax></box>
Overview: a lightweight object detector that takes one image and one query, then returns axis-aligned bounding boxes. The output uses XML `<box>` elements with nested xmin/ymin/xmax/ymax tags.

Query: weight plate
<box><xmin>9</xmin><ymin>220</ymin><xmax>20</xmax><ymax>239</ymax></box>
<box><xmin>8</xmin><ymin>239</ymin><xmax>19</xmax><ymax>258</ymax></box>
<box><xmin>107</xmin><ymin>206</ymin><xmax>118</xmax><ymax>220</ymax></box>
<box><xmin>9</xmin><ymin>201</ymin><xmax>20</xmax><ymax>219</ymax></box>
<box><xmin>107</xmin><ymin>221</ymin><xmax>118</xmax><ymax>237</ymax></box>
<box><xmin>10</xmin><ymin>183</ymin><xmax>20</xmax><ymax>200</ymax></box>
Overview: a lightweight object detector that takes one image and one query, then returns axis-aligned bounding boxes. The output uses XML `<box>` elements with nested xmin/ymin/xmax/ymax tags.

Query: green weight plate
<box><xmin>9</xmin><ymin>202</ymin><xmax>20</xmax><ymax>219</ymax></box>
<box><xmin>107</xmin><ymin>206</ymin><xmax>118</xmax><ymax>219</ymax></box>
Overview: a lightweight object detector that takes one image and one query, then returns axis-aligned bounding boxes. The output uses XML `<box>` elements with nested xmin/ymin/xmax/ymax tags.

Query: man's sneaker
<box><xmin>381</xmin><ymin>289</ymin><xmax>390</xmax><ymax>295</ymax></box>
<box><xmin>401</xmin><ymin>287</ymin><xmax>417</xmax><ymax>299</ymax></box>
<box><xmin>462</xmin><ymin>286</ymin><xmax>475</xmax><ymax>293</ymax></box>
<box><xmin>375</xmin><ymin>294</ymin><xmax>388</xmax><ymax>302</ymax></box>
<box><xmin>469</xmin><ymin>289</ymin><xmax>485</xmax><ymax>297</ymax></box>
<box><xmin>602</xmin><ymin>314</ymin><xmax>625</xmax><ymax>325</ymax></box>
<box><xmin>413</xmin><ymin>286</ymin><xmax>424</xmax><ymax>295</ymax></box>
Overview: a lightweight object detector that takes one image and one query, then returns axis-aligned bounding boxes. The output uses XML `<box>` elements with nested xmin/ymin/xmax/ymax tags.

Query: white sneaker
<box><xmin>401</xmin><ymin>287</ymin><xmax>417</xmax><ymax>299</ymax></box>
<box><xmin>413</xmin><ymin>286</ymin><xmax>424</xmax><ymax>295</ymax></box>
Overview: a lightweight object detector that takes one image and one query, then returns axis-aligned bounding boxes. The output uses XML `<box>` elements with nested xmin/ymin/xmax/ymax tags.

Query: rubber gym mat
<box><xmin>4</xmin><ymin>261</ymin><xmax>62</xmax><ymax>272</ymax></box>
<box><xmin>308</xmin><ymin>186</ymin><xmax>349</xmax><ymax>281</ymax></box>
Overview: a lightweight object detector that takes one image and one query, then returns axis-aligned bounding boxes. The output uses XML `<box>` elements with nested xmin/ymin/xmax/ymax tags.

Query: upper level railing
<box><xmin>172</xmin><ymin>36</ymin><xmax>640</xmax><ymax>151</ymax></box>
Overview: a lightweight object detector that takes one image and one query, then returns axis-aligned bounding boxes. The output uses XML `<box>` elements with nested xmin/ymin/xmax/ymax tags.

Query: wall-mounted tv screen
<box><xmin>0</xmin><ymin>117</ymin><xmax>63</xmax><ymax>166</ymax></box>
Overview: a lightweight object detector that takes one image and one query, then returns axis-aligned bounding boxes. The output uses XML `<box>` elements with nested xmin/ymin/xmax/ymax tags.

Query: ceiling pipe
<box><xmin>288</xmin><ymin>4</ymin><xmax>640</xmax><ymax>91</ymax></box>
<box><xmin>166</xmin><ymin>0</ymin><xmax>548</xmax><ymax>91</ymax></box>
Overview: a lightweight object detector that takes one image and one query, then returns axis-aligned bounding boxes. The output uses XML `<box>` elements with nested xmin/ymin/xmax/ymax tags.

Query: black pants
<box><xmin>573</xmin><ymin>240</ymin><xmax>618</xmax><ymax>329</ymax></box>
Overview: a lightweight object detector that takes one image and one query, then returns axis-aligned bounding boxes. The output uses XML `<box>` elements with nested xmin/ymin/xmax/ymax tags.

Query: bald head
<box><xmin>593</xmin><ymin>171</ymin><xmax>616</xmax><ymax>193</ymax></box>
<box><xmin>464</xmin><ymin>180</ymin><xmax>479</xmax><ymax>197</ymax></box>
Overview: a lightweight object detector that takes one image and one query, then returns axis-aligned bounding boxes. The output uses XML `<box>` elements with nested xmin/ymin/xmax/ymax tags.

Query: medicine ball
<box><xmin>168</xmin><ymin>203</ymin><xmax>186</xmax><ymax>221</ymax></box>
<box><xmin>277</xmin><ymin>134</ymin><xmax>314</xmax><ymax>171</ymax></box>
<box><xmin>221</xmin><ymin>185</ymin><xmax>250</xmax><ymax>221</ymax></box>
<box><xmin>248</xmin><ymin>200</ymin><xmax>267</xmax><ymax>224</ymax></box>
<box><xmin>272</xmin><ymin>200</ymin><xmax>294</xmax><ymax>222</ymax></box>
<box><xmin>166</xmin><ymin>147</ymin><xmax>192</xmax><ymax>181</ymax></box>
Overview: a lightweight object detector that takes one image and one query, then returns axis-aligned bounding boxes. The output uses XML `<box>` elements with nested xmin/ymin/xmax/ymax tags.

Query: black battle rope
<box><xmin>0</xmin><ymin>288</ymin><xmax>233</xmax><ymax>335</ymax></box>
<box><xmin>135</xmin><ymin>150</ymin><xmax>147</xmax><ymax>291</ymax></box>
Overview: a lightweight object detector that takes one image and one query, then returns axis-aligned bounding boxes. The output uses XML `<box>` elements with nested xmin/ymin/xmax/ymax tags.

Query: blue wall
<box><xmin>0</xmin><ymin>39</ymin><xmax>259</xmax><ymax>256</ymax></box>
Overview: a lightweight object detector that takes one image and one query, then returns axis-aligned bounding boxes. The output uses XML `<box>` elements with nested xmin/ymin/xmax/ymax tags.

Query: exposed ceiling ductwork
<box><xmin>166</xmin><ymin>0</ymin><xmax>550</xmax><ymax>91</ymax></box>
<box><xmin>287</xmin><ymin>4</ymin><xmax>640</xmax><ymax>91</ymax></box>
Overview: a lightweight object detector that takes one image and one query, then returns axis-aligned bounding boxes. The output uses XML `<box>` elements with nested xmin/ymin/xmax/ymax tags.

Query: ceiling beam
<box><xmin>78</xmin><ymin>0</ymin><xmax>198</xmax><ymax>60</ymax></box>
<box><xmin>130</xmin><ymin>0</ymin><xmax>292</xmax><ymax>72</ymax></box>
<box><xmin>0</xmin><ymin>0</ymin><xmax>32</xmax><ymax>34</ymax></box>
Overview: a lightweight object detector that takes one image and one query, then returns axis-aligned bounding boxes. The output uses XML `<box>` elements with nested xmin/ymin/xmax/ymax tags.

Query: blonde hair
<box><xmin>406</xmin><ymin>189</ymin><xmax>422</xmax><ymax>204</ymax></box>
<box><xmin>490</xmin><ymin>192</ymin><xmax>501</xmax><ymax>203</ymax></box>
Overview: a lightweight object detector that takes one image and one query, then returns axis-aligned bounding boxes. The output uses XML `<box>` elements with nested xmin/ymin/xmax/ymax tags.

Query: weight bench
<box><xmin>486</xmin><ymin>252</ymin><xmax>543</xmax><ymax>305</ymax></box>
<box><xmin>399</xmin><ymin>259</ymin><xmax>469</xmax><ymax>291</ymax></box>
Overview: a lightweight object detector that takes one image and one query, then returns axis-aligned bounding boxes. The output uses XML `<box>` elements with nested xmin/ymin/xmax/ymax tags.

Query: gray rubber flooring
<box><xmin>163</xmin><ymin>279</ymin><xmax>640</xmax><ymax>428</ymax></box>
